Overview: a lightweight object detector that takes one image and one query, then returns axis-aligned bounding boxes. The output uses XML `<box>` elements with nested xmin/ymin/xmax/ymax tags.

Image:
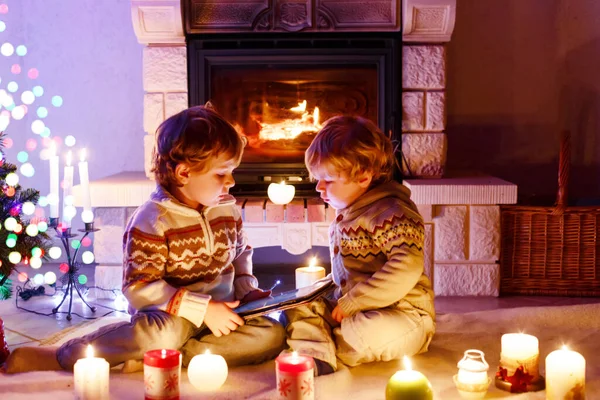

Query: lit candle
<box><xmin>268</xmin><ymin>181</ymin><xmax>295</xmax><ymax>205</ymax></box>
<box><xmin>497</xmin><ymin>333</ymin><xmax>542</xmax><ymax>392</ymax></box>
<box><xmin>275</xmin><ymin>351</ymin><xmax>314</xmax><ymax>400</ymax></box>
<box><xmin>78</xmin><ymin>148</ymin><xmax>93</xmax><ymax>224</ymax></box>
<box><xmin>62</xmin><ymin>150</ymin><xmax>75</xmax><ymax>228</ymax></box>
<box><xmin>48</xmin><ymin>142</ymin><xmax>60</xmax><ymax>219</ymax></box>
<box><xmin>545</xmin><ymin>346</ymin><xmax>585</xmax><ymax>400</ymax></box>
<box><xmin>295</xmin><ymin>257</ymin><xmax>326</xmax><ymax>289</ymax></box>
<box><xmin>187</xmin><ymin>350</ymin><xmax>228</xmax><ymax>392</ymax></box>
<box><xmin>143</xmin><ymin>349</ymin><xmax>181</xmax><ymax>400</ymax></box>
<box><xmin>385</xmin><ymin>356</ymin><xmax>433</xmax><ymax>400</ymax></box>
<box><xmin>454</xmin><ymin>349</ymin><xmax>490</xmax><ymax>399</ymax></box>
<box><xmin>73</xmin><ymin>345</ymin><xmax>109</xmax><ymax>400</ymax></box>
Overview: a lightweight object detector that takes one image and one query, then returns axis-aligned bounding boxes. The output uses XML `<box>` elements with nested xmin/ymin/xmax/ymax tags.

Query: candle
<box><xmin>268</xmin><ymin>181</ymin><xmax>295</xmax><ymax>205</ymax></box>
<box><xmin>275</xmin><ymin>351</ymin><xmax>314</xmax><ymax>400</ymax></box>
<box><xmin>49</xmin><ymin>142</ymin><xmax>60</xmax><ymax>219</ymax></box>
<box><xmin>295</xmin><ymin>257</ymin><xmax>326</xmax><ymax>289</ymax></box>
<box><xmin>187</xmin><ymin>350</ymin><xmax>228</xmax><ymax>392</ymax></box>
<box><xmin>454</xmin><ymin>349</ymin><xmax>490</xmax><ymax>399</ymax></box>
<box><xmin>496</xmin><ymin>333</ymin><xmax>543</xmax><ymax>393</ymax></box>
<box><xmin>545</xmin><ymin>346</ymin><xmax>585</xmax><ymax>400</ymax></box>
<box><xmin>386</xmin><ymin>356</ymin><xmax>433</xmax><ymax>400</ymax></box>
<box><xmin>78</xmin><ymin>148</ymin><xmax>93</xmax><ymax>223</ymax></box>
<box><xmin>62</xmin><ymin>150</ymin><xmax>75</xmax><ymax>228</ymax></box>
<box><xmin>73</xmin><ymin>345</ymin><xmax>109</xmax><ymax>400</ymax></box>
<box><xmin>144</xmin><ymin>349</ymin><xmax>181</xmax><ymax>400</ymax></box>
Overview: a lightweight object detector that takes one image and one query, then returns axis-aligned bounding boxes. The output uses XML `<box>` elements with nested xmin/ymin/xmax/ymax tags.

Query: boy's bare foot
<box><xmin>3</xmin><ymin>347</ymin><xmax>62</xmax><ymax>374</ymax></box>
<box><xmin>121</xmin><ymin>359</ymin><xmax>144</xmax><ymax>373</ymax></box>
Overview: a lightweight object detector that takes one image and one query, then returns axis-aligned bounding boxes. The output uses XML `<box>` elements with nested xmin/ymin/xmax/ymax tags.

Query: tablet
<box><xmin>234</xmin><ymin>277</ymin><xmax>335</xmax><ymax>320</ymax></box>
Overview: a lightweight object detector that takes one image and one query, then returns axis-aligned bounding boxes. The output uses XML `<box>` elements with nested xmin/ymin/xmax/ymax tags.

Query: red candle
<box><xmin>143</xmin><ymin>349</ymin><xmax>181</xmax><ymax>400</ymax></box>
<box><xmin>276</xmin><ymin>351</ymin><xmax>315</xmax><ymax>399</ymax></box>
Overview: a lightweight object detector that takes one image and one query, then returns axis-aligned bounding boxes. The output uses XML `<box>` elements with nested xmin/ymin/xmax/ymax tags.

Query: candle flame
<box><xmin>309</xmin><ymin>257</ymin><xmax>318</xmax><ymax>269</ymax></box>
<box><xmin>66</xmin><ymin>151</ymin><xmax>72</xmax><ymax>167</ymax></box>
<box><xmin>161</xmin><ymin>349</ymin><xmax>167</xmax><ymax>358</ymax></box>
<box><xmin>562</xmin><ymin>345</ymin><xmax>569</xmax><ymax>351</ymax></box>
<box><xmin>313</xmin><ymin>107</ymin><xmax>320</xmax><ymax>127</ymax></box>
<box><xmin>80</xmin><ymin>148</ymin><xmax>86</xmax><ymax>163</ymax></box>
<box><xmin>204</xmin><ymin>349</ymin><xmax>212</xmax><ymax>355</ymax></box>
<box><xmin>403</xmin><ymin>356</ymin><xmax>412</xmax><ymax>371</ymax></box>
<box><xmin>86</xmin><ymin>345</ymin><xmax>94</xmax><ymax>358</ymax></box>
<box><xmin>291</xmin><ymin>351</ymin><xmax>299</xmax><ymax>359</ymax></box>
<box><xmin>280</xmin><ymin>181</ymin><xmax>286</xmax><ymax>186</ymax></box>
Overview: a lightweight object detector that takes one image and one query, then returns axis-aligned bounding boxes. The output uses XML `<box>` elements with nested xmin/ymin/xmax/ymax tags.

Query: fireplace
<box><xmin>187</xmin><ymin>34</ymin><xmax>401</xmax><ymax>196</ymax></box>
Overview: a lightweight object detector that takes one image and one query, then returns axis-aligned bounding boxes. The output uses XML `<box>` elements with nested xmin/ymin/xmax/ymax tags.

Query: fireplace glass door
<box><xmin>210</xmin><ymin>65</ymin><xmax>378</xmax><ymax>165</ymax></box>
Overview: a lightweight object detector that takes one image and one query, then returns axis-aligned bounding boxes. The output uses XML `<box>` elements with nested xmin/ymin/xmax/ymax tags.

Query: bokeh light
<box><xmin>49</xmin><ymin>246</ymin><xmax>62</xmax><ymax>259</ymax></box>
<box><xmin>36</xmin><ymin>106</ymin><xmax>48</xmax><ymax>118</ymax></box>
<box><xmin>32</xmin><ymin>85</ymin><xmax>43</xmax><ymax>97</ymax></box>
<box><xmin>2</xmin><ymin>136</ymin><xmax>12</xmax><ymax>148</ymax></box>
<box><xmin>25</xmin><ymin>223</ymin><xmax>39</xmax><ymax>237</ymax></box>
<box><xmin>44</xmin><ymin>271</ymin><xmax>57</xmax><ymax>285</ymax></box>
<box><xmin>31</xmin><ymin>119</ymin><xmax>45</xmax><ymax>134</ymax></box>
<box><xmin>11</xmin><ymin>105</ymin><xmax>25</xmax><ymax>120</ymax></box>
<box><xmin>71</xmin><ymin>239</ymin><xmax>81</xmax><ymax>249</ymax></box>
<box><xmin>22</xmin><ymin>201</ymin><xmax>35</xmax><ymax>215</ymax></box>
<box><xmin>21</xmin><ymin>90</ymin><xmax>34</xmax><ymax>104</ymax></box>
<box><xmin>16</xmin><ymin>45</ymin><xmax>27</xmax><ymax>56</ymax></box>
<box><xmin>17</xmin><ymin>151</ymin><xmax>28</xmax><ymax>163</ymax></box>
<box><xmin>37</xmin><ymin>220</ymin><xmax>48</xmax><ymax>232</ymax></box>
<box><xmin>0</xmin><ymin>22</ymin><xmax>6</xmax><ymax>33</ymax></box>
<box><xmin>78</xmin><ymin>275</ymin><xmax>88</xmax><ymax>285</ymax></box>
<box><xmin>51</xmin><ymin>95</ymin><xmax>63</xmax><ymax>107</ymax></box>
<box><xmin>1</xmin><ymin>42</ymin><xmax>14</xmax><ymax>56</ymax></box>
<box><xmin>33</xmin><ymin>273</ymin><xmax>44</xmax><ymax>286</ymax></box>
<box><xmin>64</xmin><ymin>135</ymin><xmax>76</xmax><ymax>147</ymax></box>
<box><xmin>31</xmin><ymin>247</ymin><xmax>43</xmax><ymax>258</ymax></box>
<box><xmin>81</xmin><ymin>236</ymin><xmax>92</xmax><ymax>247</ymax></box>
<box><xmin>4</xmin><ymin>217</ymin><xmax>17</xmax><ymax>231</ymax></box>
<box><xmin>8</xmin><ymin>251</ymin><xmax>21</xmax><ymax>264</ymax></box>
<box><xmin>10</xmin><ymin>64</ymin><xmax>20</xmax><ymax>74</ymax></box>
<box><xmin>0</xmin><ymin>4</ymin><xmax>8</xmax><ymax>14</ymax></box>
<box><xmin>27</xmin><ymin>68</ymin><xmax>39</xmax><ymax>79</ymax></box>
<box><xmin>59</xmin><ymin>263</ymin><xmax>69</xmax><ymax>274</ymax></box>
<box><xmin>26</xmin><ymin>138</ymin><xmax>37</xmax><ymax>151</ymax></box>
<box><xmin>17</xmin><ymin>272</ymin><xmax>28</xmax><ymax>283</ymax></box>
<box><xmin>7</xmin><ymin>81</ymin><xmax>17</xmax><ymax>92</ymax></box>
<box><xmin>5</xmin><ymin>172</ymin><xmax>18</xmax><ymax>186</ymax></box>
<box><xmin>40</xmin><ymin>127</ymin><xmax>51</xmax><ymax>137</ymax></box>
<box><xmin>20</xmin><ymin>162</ymin><xmax>35</xmax><ymax>177</ymax></box>
<box><xmin>30</xmin><ymin>256</ymin><xmax>42</xmax><ymax>269</ymax></box>
<box><xmin>82</xmin><ymin>251</ymin><xmax>95</xmax><ymax>264</ymax></box>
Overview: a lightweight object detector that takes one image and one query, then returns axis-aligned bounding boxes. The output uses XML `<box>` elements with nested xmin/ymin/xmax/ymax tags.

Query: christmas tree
<box><xmin>0</xmin><ymin>132</ymin><xmax>51</xmax><ymax>300</ymax></box>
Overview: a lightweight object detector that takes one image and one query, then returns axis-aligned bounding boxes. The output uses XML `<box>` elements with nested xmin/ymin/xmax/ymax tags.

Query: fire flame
<box><xmin>258</xmin><ymin>100</ymin><xmax>321</xmax><ymax>141</ymax></box>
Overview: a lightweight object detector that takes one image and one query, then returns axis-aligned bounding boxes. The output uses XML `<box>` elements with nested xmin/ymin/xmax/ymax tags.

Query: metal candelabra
<box><xmin>49</xmin><ymin>218</ymin><xmax>99</xmax><ymax>321</ymax></box>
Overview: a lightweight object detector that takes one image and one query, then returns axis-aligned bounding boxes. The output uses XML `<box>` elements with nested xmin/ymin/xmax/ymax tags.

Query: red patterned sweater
<box><xmin>122</xmin><ymin>186</ymin><xmax>257</xmax><ymax>327</ymax></box>
<box><xmin>330</xmin><ymin>181</ymin><xmax>435</xmax><ymax>321</ymax></box>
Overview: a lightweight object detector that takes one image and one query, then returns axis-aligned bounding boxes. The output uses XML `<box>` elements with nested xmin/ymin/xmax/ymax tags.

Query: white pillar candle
<box><xmin>545</xmin><ymin>346</ymin><xmax>585</xmax><ymax>400</ymax></box>
<box><xmin>268</xmin><ymin>181</ymin><xmax>295</xmax><ymax>205</ymax></box>
<box><xmin>49</xmin><ymin>143</ymin><xmax>60</xmax><ymax>219</ymax></box>
<box><xmin>499</xmin><ymin>333</ymin><xmax>540</xmax><ymax>381</ymax></box>
<box><xmin>295</xmin><ymin>257</ymin><xmax>326</xmax><ymax>289</ymax></box>
<box><xmin>78</xmin><ymin>148</ymin><xmax>94</xmax><ymax>223</ymax></box>
<box><xmin>62</xmin><ymin>150</ymin><xmax>75</xmax><ymax>228</ymax></box>
<box><xmin>187</xmin><ymin>350</ymin><xmax>228</xmax><ymax>392</ymax></box>
<box><xmin>73</xmin><ymin>345</ymin><xmax>109</xmax><ymax>400</ymax></box>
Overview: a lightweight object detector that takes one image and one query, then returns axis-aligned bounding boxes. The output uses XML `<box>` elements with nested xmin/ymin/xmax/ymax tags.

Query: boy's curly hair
<box><xmin>305</xmin><ymin>115</ymin><xmax>397</xmax><ymax>184</ymax></box>
<box><xmin>151</xmin><ymin>106</ymin><xmax>246</xmax><ymax>188</ymax></box>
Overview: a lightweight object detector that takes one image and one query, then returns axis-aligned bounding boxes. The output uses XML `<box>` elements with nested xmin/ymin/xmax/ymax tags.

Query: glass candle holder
<box><xmin>453</xmin><ymin>349</ymin><xmax>491</xmax><ymax>399</ymax></box>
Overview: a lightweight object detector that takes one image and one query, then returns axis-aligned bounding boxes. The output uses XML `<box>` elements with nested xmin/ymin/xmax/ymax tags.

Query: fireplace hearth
<box><xmin>187</xmin><ymin>34</ymin><xmax>401</xmax><ymax>196</ymax></box>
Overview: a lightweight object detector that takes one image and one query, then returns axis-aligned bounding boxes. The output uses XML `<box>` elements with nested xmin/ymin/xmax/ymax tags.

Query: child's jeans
<box><xmin>56</xmin><ymin>310</ymin><xmax>286</xmax><ymax>370</ymax></box>
<box><xmin>285</xmin><ymin>296</ymin><xmax>435</xmax><ymax>370</ymax></box>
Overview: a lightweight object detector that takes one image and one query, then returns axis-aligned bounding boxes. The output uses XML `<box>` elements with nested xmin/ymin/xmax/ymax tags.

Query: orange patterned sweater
<box><xmin>122</xmin><ymin>186</ymin><xmax>257</xmax><ymax>327</ymax></box>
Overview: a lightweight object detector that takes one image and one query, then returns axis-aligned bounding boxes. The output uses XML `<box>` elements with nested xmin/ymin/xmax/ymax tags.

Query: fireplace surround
<box><xmin>75</xmin><ymin>0</ymin><xmax>521</xmax><ymax>298</ymax></box>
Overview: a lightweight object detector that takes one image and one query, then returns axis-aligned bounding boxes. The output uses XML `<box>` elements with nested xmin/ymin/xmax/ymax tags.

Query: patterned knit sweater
<box><xmin>331</xmin><ymin>181</ymin><xmax>435</xmax><ymax>320</ymax></box>
<box><xmin>122</xmin><ymin>186</ymin><xmax>258</xmax><ymax>327</ymax></box>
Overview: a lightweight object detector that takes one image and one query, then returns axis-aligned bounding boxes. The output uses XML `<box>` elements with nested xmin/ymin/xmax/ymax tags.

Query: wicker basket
<box><xmin>500</xmin><ymin>131</ymin><xmax>600</xmax><ymax>296</ymax></box>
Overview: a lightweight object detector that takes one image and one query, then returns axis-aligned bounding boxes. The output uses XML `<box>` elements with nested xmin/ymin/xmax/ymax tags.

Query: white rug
<box><xmin>2</xmin><ymin>303</ymin><xmax>600</xmax><ymax>399</ymax></box>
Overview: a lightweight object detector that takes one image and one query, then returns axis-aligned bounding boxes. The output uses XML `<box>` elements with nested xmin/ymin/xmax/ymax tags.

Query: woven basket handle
<box><xmin>553</xmin><ymin>130</ymin><xmax>570</xmax><ymax>214</ymax></box>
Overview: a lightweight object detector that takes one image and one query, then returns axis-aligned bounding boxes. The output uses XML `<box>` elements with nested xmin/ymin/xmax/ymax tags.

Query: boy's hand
<box><xmin>331</xmin><ymin>305</ymin><xmax>349</xmax><ymax>323</ymax></box>
<box><xmin>204</xmin><ymin>300</ymin><xmax>245</xmax><ymax>337</ymax></box>
<box><xmin>240</xmin><ymin>288</ymin><xmax>272</xmax><ymax>304</ymax></box>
